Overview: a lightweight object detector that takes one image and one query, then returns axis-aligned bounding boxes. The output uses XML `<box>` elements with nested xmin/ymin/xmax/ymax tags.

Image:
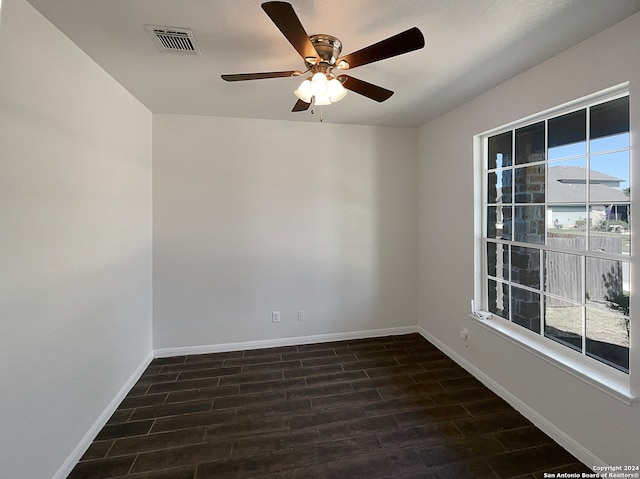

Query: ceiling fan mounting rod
<box><xmin>311</xmin><ymin>62</ymin><xmax>330</xmax><ymax>76</ymax></box>
<box><xmin>305</xmin><ymin>34</ymin><xmax>343</xmax><ymax>68</ymax></box>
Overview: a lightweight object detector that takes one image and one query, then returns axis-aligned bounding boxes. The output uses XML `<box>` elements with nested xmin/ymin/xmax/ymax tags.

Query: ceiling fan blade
<box><xmin>292</xmin><ymin>99</ymin><xmax>311</xmax><ymax>112</ymax></box>
<box><xmin>336</xmin><ymin>27</ymin><xmax>424</xmax><ymax>70</ymax></box>
<box><xmin>338</xmin><ymin>75</ymin><xmax>394</xmax><ymax>102</ymax></box>
<box><xmin>221</xmin><ymin>70</ymin><xmax>301</xmax><ymax>81</ymax></box>
<box><xmin>262</xmin><ymin>2</ymin><xmax>318</xmax><ymax>61</ymax></box>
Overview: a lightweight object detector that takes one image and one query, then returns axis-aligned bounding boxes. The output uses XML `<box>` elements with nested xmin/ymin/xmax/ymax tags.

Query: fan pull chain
<box><xmin>310</xmin><ymin>106</ymin><xmax>324</xmax><ymax>122</ymax></box>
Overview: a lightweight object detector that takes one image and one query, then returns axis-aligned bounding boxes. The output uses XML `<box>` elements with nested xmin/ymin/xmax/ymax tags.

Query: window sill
<box><xmin>468</xmin><ymin>314</ymin><xmax>636</xmax><ymax>405</ymax></box>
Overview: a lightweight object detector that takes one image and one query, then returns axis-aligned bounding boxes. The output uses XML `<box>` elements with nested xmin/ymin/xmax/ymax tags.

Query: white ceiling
<box><xmin>26</xmin><ymin>0</ymin><xmax>640</xmax><ymax>127</ymax></box>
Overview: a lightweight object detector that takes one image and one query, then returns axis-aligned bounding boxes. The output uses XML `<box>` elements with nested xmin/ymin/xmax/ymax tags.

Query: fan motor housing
<box><xmin>306</xmin><ymin>34</ymin><xmax>342</xmax><ymax>67</ymax></box>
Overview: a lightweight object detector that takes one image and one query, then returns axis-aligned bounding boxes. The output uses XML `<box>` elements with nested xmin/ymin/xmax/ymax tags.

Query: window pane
<box><xmin>511</xmin><ymin>246</ymin><xmax>540</xmax><ymax>289</ymax></box>
<box><xmin>488</xmin><ymin>171</ymin><xmax>497</xmax><ymax>203</ymax></box>
<box><xmin>487</xmin><ymin>206</ymin><xmax>511</xmax><ymax>240</ymax></box>
<box><xmin>488</xmin><ymin>131</ymin><xmax>513</xmax><ymax>169</ymax></box>
<box><xmin>487</xmin><ymin>169</ymin><xmax>512</xmax><ymax>204</ymax></box>
<box><xmin>544</xmin><ymin>251</ymin><xmax>582</xmax><ymax>302</ymax></box>
<box><xmin>511</xmin><ymin>286</ymin><xmax>541</xmax><ymax>333</ymax></box>
<box><xmin>547</xmin><ymin>205</ymin><xmax>587</xmax><ymax>250</ymax></box>
<box><xmin>488</xmin><ymin>205</ymin><xmax>512</xmax><ymax>240</ymax></box>
<box><xmin>501</xmin><ymin>206</ymin><xmax>513</xmax><ymax>241</ymax></box>
<box><xmin>549</xmin><ymin>109</ymin><xmax>586</xmax><ymax>160</ymax></box>
<box><xmin>544</xmin><ymin>297</ymin><xmax>582</xmax><ymax>352</ymax></box>
<box><xmin>589</xmin><ymin>205</ymin><xmax>630</xmax><ymax>254</ymax></box>
<box><xmin>514</xmin><ymin>165</ymin><xmax>545</xmax><ymax>203</ymax></box>
<box><xmin>515</xmin><ymin>121</ymin><xmax>545</xmax><ymax>165</ymax></box>
<box><xmin>586</xmin><ymin>307</ymin><xmax>629</xmax><ymax>372</ymax></box>
<box><xmin>590</xmin><ymin>133</ymin><xmax>630</xmax><ymax>155</ymax></box>
<box><xmin>514</xmin><ymin>205</ymin><xmax>545</xmax><ymax>244</ymax></box>
<box><xmin>487</xmin><ymin>242</ymin><xmax>508</xmax><ymax>281</ymax></box>
<box><xmin>586</xmin><ymin>257</ymin><xmax>629</xmax><ymax>307</ymax></box>
<box><xmin>547</xmin><ymin>159</ymin><xmax>586</xmax><ymax>203</ymax></box>
<box><xmin>589</xmin><ymin>151</ymin><xmax>629</xmax><ymax>202</ymax></box>
<box><xmin>590</xmin><ymin>96</ymin><xmax>629</xmax><ymax>153</ymax></box>
<box><xmin>488</xmin><ymin>279</ymin><xmax>509</xmax><ymax>319</ymax></box>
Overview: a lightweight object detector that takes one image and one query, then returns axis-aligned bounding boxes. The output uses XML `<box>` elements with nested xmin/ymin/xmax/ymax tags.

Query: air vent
<box><xmin>145</xmin><ymin>25</ymin><xmax>201</xmax><ymax>55</ymax></box>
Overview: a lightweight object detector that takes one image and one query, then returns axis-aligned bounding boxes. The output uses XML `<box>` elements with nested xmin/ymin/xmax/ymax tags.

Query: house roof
<box><xmin>547</xmin><ymin>166</ymin><xmax>628</xmax><ymax>203</ymax></box>
<box><xmin>548</xmin><ymin>165</ymin><xmax>622</xmax><ymax>183</ymax></box>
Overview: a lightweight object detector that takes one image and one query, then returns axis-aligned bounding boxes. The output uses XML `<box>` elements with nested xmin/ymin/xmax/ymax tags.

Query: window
<box><xmin>482</xmin><ymin>89</ymin><xmax>630</xmax><ymax>375</ymax></box>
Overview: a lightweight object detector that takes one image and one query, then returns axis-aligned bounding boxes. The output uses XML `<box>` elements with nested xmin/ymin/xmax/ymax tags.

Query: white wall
<box><xmin>0</xmin><ymin>1</ymin><xmax>153</xmax><ymax>478</ymax></box>
<box><xmin>418</xmin><ymin>12</ymin><xmax>640</xmax><ymax>466</ymax></box>
<box><xmin>153</xmin><ymin>114</ymin><xmax>418</xmax><ymax>350</ymax></box>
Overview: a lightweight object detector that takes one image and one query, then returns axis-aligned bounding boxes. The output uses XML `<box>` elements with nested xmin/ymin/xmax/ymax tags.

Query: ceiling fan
<box><xmin>221</xmin><ymin>1</ymin><xmax>425</xmax><ymax>112</ymax></box>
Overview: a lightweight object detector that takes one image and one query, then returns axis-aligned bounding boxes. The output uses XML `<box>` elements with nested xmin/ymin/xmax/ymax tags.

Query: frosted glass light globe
<box><xmin>327</xmin><ymin>78</ymin><xmax>347</xmax><ymax>102</ymax></box>
<box><xmin>311</xmin><ymin>72</ymin><xmax>329</xmax><ymax>96</ymax></box>
<box><xmin>294</xmin><ymin>79</ymin><xmax>312</xmax><ymax>103</ymax></box>
<box><xmin>314</xmin><ymin>93</ymin><xmax>332</xmax><ymax>106</ymax></box>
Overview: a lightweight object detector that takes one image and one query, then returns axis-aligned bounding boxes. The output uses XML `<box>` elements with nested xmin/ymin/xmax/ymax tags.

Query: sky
<box><xmin>549</xmin><ymin>133</ymin><xmax>630</xmax><ymax>191</ymax></box>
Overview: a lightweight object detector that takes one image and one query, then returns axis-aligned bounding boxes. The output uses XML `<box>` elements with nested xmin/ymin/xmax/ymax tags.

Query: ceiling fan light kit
<box><xmin>313</xmin><ymin>93</ymin><xmax>332</xmax><ymax>106</ymax></box>
<box><xmin>327</xmin><ymin>78</ymin><xmax>348</xmax><ymax>102</ymax></box>
<box><xmin>293</xmin><ymin>71</ymin><xmax>348</xmax><ymax>106</ymax></box>
<box><xmin>311</xmin><ymin>72</ymin><xmax>329</xmax><ymax>96</ymax></box>
<box><xmin>294</xmin><ymin>79</ymin><xmax>313</xmax><ymax>102</ymax></box>
<box><xmin>221</xmin><ymin>1</ymin><xmax>425</xmax><ymax>114</ymax></box>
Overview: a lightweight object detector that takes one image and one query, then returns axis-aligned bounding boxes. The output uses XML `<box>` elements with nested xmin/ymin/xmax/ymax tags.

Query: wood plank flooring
<box><xmin>67</xmin><ymin>333</ymin><xmax>592</xmax><ymax>479</ymax></box>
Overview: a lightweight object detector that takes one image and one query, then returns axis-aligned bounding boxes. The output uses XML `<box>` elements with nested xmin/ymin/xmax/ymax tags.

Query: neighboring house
<box><xmin>547</xmin><ymin>165</ymin><xmax>629</xmax><ymax>230</ymax></box>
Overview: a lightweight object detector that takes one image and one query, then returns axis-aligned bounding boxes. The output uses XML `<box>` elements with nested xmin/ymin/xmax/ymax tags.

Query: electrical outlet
<box><xmin>272</xmin><ymin>311</ymin><xmax>281</xmax><ymax>323</ymax></box>
<box><xmin>297</xmin><ymin>310</ymin><xmax>304</xmax><ymax>321</ymax></box>
<box><xmin>460</xmin><ymin>328</ymin><xmax>469</xmax><ymax>340</ymax></box>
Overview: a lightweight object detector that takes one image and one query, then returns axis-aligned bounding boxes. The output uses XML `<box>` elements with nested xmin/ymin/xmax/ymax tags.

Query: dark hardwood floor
<box><xmin>68</xmin><ymin>333</ymin><xmax>592</xmax><ymax>479</ymax></box>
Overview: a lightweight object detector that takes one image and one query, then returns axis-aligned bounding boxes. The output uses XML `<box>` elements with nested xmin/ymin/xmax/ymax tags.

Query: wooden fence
<box><xmin>546</xmin><ymin>235</ymin><xmax>623</xmax><ymax>306</ymax></box>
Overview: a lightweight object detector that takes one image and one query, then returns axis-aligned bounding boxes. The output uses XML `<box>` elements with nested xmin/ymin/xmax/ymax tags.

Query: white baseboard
<box><xmin>52</xmin><ymin>350</ymin><xmax>154</xmax><ymax>479</ymax></box>
<box><xmin>153</xmin><ymin>326</ymin><xmax>418</xmax><ymax>358</ymax></box>
<box><xmin>416</xmin><ymin>326</ymin><xmax>605</xmax><ymax>469</ymax></box>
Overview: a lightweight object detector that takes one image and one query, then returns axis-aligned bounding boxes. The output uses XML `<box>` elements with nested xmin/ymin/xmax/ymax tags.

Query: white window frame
<box><xmin>473</xmin><ymin>83</ymin><xmax>635</xmax><ymax>403</ymax></box>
